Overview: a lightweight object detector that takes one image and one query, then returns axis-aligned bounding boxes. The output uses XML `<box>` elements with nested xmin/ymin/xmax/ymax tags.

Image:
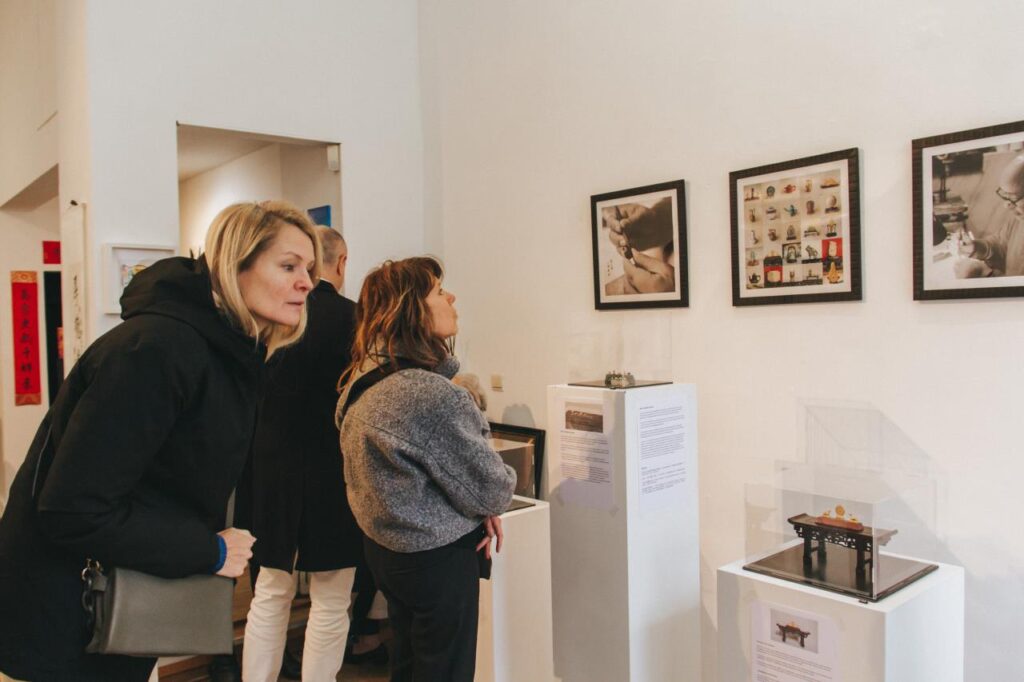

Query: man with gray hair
<box><xmin>242</xmin><ymin>225</ymin><xmax>361</xmax><ymax>681</ymax></box>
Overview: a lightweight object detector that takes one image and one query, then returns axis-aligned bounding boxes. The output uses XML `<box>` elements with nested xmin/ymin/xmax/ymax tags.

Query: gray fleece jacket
<box><xmin>336</xmin><ymin>356</ymin><xmax>516</xmax><ymax>553</ymax></box>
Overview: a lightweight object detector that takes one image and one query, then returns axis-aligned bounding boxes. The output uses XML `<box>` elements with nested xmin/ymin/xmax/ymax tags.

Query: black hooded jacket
<box><xmin>0</xmin><ymin>256</ymin><xmax>265</xmax><ymax>678</ymax></box>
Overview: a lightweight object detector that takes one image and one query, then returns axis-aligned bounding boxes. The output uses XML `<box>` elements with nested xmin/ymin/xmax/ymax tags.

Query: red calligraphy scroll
<box><xmin>11</xmin><ymin>271</ymin><xmax>41</xmax><ymax>406</ymax></box>
<box><xmin>42</xmin><ymin>240</ymin><xmax>61</xmax><ymax>264</ymax></box>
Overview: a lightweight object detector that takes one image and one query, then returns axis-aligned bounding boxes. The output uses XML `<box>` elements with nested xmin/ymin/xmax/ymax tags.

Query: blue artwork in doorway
<box><xmin>308</xmin><ymin>205</ymin><xmax>331</xmax><ymax>227</ymax></box>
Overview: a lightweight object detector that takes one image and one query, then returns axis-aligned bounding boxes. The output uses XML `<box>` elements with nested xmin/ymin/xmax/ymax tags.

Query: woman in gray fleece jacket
<box><xmin>336</xmin><ymin>256</ymin><xmax>516</xmax><ymax>682</ymax></box>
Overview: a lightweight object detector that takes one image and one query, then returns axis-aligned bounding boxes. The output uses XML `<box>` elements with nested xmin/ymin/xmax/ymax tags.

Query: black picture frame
<box><xmin>730</xmin><ymin>148</ymin><xmax>862</xmax><ymax>306</ymax></box>
<box><xmin>912</xmin><ymin>119</ymin><xmax>1024</xmax><ymax>300</ymax></box>
<box><xmin>488</xmin><ymin>422</ymin><xmax>545</xmax><ymax>500</ymax></box>
<box><xmin>590</xmin><ymin>180</ymin><xmax>688</xmax><ymax>311</ymax></box>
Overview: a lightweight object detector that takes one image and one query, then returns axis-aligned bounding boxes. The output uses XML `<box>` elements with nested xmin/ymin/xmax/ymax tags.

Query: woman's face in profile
<box><xmin>425</xmin><ymin>279</ymin><xmax>458</xmax><ymax>339</ymax></box>
<box><xmin>237</xmin><ymin>224</ymin><xmax>316</xmax><ymax>331</ymax></box>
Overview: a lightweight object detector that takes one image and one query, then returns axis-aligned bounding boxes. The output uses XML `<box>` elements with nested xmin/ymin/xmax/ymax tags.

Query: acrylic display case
<box><xmin>743</xmin><ymin>402</ymin><xmax>945</xmax><ymax>601</ymax></box>
<box><xmin>744</xmin><ymin>465</ymin><xmax>938</xmax><ymax>601</ymax></box>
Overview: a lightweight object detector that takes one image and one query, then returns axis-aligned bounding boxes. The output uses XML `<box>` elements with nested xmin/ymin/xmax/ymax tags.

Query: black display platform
<box><xmin>743</xmin><ymin>544</ymin><xmax>938</xmax><ymax>602</ymax></box>
<box><xmin>567</xmin><ymin>379</ymin><xmax>671</xmax><ymax>389</ymax></box>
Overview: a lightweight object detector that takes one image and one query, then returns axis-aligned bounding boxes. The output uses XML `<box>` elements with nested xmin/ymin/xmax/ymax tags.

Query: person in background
<box><xmin>956</xmin><ymin>153</ymin><xmax>1024</xmax><ymax>278</ymax></box>
<box><xmin>241</xmin><ymin>227</ymin><xmax>362</xmax><ymax>682</ymax></box>
<box><xmin>336</xmin><ymin>256</ymin><xmax>516</xmax><ymax>682</ymax></box>
<box><xmin>0</xmin><ymin>201</ymin><xmax>320</xmax><ymax>682</ymax></box>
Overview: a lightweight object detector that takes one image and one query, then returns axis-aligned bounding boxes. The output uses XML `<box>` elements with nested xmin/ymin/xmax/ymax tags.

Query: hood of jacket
<box><xmin>119</xmin><ymin>255</ymin><xmax>265</xmax><ymax>365</ymax></box>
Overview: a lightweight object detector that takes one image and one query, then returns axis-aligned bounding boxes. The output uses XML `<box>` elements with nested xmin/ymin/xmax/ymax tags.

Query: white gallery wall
<box><xmin>65</xmin><ymin>0</ymin><xmax>427</xmax><ymax>339</ymax></box>
<box><xmin>0</xmin><ymin>198</ymin><xmax>60</xmax><ymax>502</ymax></box>
<box><xmin>0</xmin><ymin>0</ymin><xmax>425</xmax><ymax>490</ymax></box>
<box><xmin>0</xmin><ymin>0</ymin><xmax>56</xmax><ymax>207</ymax></box>
<box><xmin>419</xmin><ymin>1</ymin><xmax>1024</xmax><ymax>680</ymax></box>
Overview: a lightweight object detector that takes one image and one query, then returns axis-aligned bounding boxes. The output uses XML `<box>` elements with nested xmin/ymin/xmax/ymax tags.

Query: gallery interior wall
<box><xmin>0</xmin><ymin>197</ymin><xmax>59</xmax><ymax>504</ymax></box>
<box><xmin>0</xmin><ymin>0</ymin><xmax>56</xmax><ymax>208</ymax></box>
<box><xmin>66</xmin><ymin>0</ymin><xmax>427</xmax><ymax>341</ymax></box>
<box><xmin>418</xmin><ymin>1</ymin><xmax>1024</xmax><ymax>680</ymax></box>
<box><xmin>1</xmin><ymin>0</ymin><xmax>427</xmax><ymax>492</ymax></box>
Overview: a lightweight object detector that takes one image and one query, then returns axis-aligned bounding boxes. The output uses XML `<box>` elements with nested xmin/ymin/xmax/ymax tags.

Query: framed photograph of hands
<box><xmin>730</xmin><ymin>148</ymin><xmax>862</xmax><ymax>306</ymax></box>
<box><xmin>913</xmin><ymin>119</ymin><xmax>1024</xmax><ymax>300</ymax></box>
<box><xmin>591</xmin><ymin>180</ymin><xmax>688</xmax><ymax>310</ymax></box>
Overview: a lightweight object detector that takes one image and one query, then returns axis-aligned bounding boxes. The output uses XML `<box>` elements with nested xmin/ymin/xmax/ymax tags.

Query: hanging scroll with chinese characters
<box><xmin>11</xmin><ymin>271</ymin><xmax>42</xmax><ymax>406</ymax></box>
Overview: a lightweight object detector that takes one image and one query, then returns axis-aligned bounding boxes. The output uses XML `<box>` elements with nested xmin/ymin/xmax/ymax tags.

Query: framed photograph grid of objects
<box><xmin>730</xmin><ymin>148</ymin><xmax>862</xmax><ymax>306</ymax></box>
<box><xmin>913</xmin><ymin>119</ymin><xmax>1024</xmax><ymax>300</ymax></box>
<box><xmin>591</xmin><ymin>180</ymin><xmax>688</xmax><ymax>311</ymax></box>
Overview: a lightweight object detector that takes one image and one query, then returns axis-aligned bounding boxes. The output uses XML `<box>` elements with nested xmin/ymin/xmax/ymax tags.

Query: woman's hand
<box><xmin>475</xmin><ymin>515</ymin><xmax>504</xmax><ymax>560</ymax></box>
<box><xmin>216</xmin><ymin>527</ymin><xmax>256</xmax><ymax>578</ymax></box>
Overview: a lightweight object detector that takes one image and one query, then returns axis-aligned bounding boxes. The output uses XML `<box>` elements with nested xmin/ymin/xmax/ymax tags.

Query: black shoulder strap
<box><xmin>30</xmin><ymin>425</ymin><xmax>55</xmax><ymax>503</ymax></box>
<box><xmin>338</xmin><ymin>359</ymin><xmax>422</xmax><ymax>422</ymax></box>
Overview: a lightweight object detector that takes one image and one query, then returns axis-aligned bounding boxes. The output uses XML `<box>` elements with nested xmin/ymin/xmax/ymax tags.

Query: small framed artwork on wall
<box><xmin>730</xmin><ymin>148</ymin><xmax>862</xmax><ymax>306</ymax></box>
<box><xmin>102</xmin><ymin>243</ymin><xmax>176</xmax><ymax>314</ymax></box>
<box><xmin>591</xmin><ymin>180</ymin><xmax>688</xmax><ymax>311</ymax></box>
<box><xmin>913</xmin><ymin>119</ymin><xmax>1024</xmax><ymax>300</ymax></box>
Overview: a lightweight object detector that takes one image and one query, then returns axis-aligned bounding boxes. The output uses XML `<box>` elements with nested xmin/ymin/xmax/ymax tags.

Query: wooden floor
<box><xmin>160</xmin><ymin>568</ymin><xmax>388</xmax><ymax>681</ymax></box>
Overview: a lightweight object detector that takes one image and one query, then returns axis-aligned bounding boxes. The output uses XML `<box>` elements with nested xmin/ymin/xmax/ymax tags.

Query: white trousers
<box><xmin>242</xmin><ymin>565</ymin><xmax>356</xmax><ymax>682</ymax></box>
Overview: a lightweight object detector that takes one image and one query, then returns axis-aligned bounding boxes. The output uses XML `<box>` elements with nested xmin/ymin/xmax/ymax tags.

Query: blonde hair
<box><xmin>204</xmin><ymin>200</ymin><xmax>322</xmax><ymax>357</ymax></box>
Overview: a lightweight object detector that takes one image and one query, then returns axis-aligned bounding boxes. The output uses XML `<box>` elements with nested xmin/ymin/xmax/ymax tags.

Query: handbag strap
<box><xmin>338</xmin><ymin>359</ymin><xmax>423</xmax><ymax>422</ymax></box>
<box><xmin>30</xmin><ymin>425</ymin><xmax>54</xmax><ymax>504</ymax></box>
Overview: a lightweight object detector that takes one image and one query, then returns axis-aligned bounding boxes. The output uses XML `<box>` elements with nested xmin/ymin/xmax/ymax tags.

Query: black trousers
<box><xmin>364</xmin><ymin>530</ymin><xmax>484</xmax><ymax>682</ymax></box>
<box><xmin>349</xmin><ymin>562</ymin><xmax>380</xmax><ymax>637</ymax></box>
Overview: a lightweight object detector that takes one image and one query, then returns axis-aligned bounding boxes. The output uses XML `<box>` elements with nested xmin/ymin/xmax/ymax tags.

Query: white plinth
<box><xmin>717</xmin><ymin>556</ymin><xmax>964</xmax><ymax>682</ymax></box>
<box><xmin>476</xmin><ymin>496</ymin><xmax>554</xmax><ymax>682</ymax></box>
<box><xmin>546</xmin><ymin>383</ymin><xmax>700</xmax><ymax>682</ymax></box>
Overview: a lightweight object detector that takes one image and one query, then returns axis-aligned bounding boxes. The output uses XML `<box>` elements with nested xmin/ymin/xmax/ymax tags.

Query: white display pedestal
<box><xmin>476</xmin><ymin>496</ymin><xmax>554</xmax><ymax>682</ymax></box>
<box><xmin>717</xmin><ymin>555</ymin><xmax>964</xmax><ymax>682</ymax></box>
<box><xmin>546</xmin><ymin>383</ymin><xmax>699</xmax><ymax>682</ymax></box>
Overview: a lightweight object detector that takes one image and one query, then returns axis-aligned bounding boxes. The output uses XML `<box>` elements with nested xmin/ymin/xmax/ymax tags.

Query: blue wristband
<box><xmin>213</xmin><ymin>535</ymin><xmax>227</xmax><ymax>573</ymax></box>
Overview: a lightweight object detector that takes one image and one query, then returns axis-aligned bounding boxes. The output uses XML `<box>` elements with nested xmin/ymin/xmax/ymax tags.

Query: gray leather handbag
<box><xmin>81</xmin><ymin>560</ymin><xmax>234</xmax><ymax>656</ymax></box>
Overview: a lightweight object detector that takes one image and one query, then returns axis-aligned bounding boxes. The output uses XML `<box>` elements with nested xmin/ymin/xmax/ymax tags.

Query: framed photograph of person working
<box><xmin>913</xmin><ymin>119</ymin><xmax>1024</xmax><ymax>300</ymax></box>
<box><xmin>488</xmin><ymin>422</ymin><xmax>545</xmax><ymax>500</ymax></box>
<box><xmin>591</xmin><ymin>180</ymin><xmax>688</xmax><ymax>310</ymax></box>
<box><xmin>730</xmin><ymin>148</ymin><xmax>862</xmax><ymax>306</ymax></box>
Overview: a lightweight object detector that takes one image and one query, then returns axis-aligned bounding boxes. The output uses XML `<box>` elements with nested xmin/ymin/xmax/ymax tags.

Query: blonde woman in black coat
<box><xmin>0</xmin><ymin>201</ymin><xmax>321</xmax><ymax>682</ymax></box>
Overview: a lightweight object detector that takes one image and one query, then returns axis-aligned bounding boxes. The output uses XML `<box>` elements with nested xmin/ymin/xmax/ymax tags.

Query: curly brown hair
<box><xmin>340</xmin><ymin>256</ymin><xmax>452</xmax><ymax>391</ymax></box>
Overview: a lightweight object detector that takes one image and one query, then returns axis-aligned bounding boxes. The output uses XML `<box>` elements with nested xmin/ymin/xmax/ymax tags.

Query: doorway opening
<box><xmin>176</xmin><ymin>123</ymin><xmax>342</xmax><ymax>280</ymax></box>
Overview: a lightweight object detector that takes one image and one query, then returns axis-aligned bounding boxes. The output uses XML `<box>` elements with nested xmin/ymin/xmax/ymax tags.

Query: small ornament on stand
<box><xmin>603</xmin><ymin>371</ymin><xmax>636</xmax><ymax>389</ymax></box>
